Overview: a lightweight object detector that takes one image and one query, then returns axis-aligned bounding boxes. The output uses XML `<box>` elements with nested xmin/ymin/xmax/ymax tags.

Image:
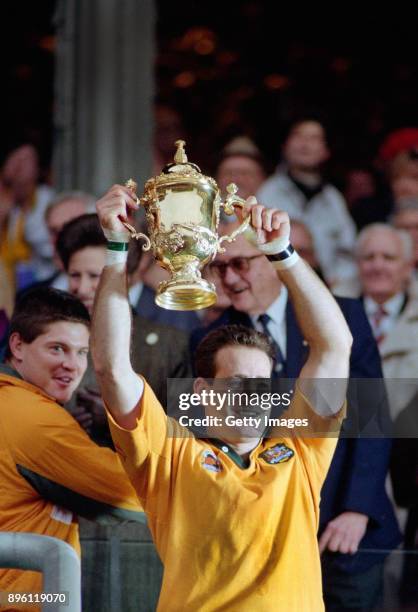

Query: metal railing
<box><xmin>0</xmin><ymin>532</ymin><xmax>80</xmax><ymax>611</ymax></box>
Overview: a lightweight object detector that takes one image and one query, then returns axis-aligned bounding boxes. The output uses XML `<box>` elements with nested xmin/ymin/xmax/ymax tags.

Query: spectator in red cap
<box><xmin>379</xmin><ymin>128</ymin><xmax>418</xmax><ymax>164</ymax></box>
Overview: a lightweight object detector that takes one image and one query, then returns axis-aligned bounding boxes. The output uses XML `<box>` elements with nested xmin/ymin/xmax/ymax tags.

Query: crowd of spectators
<box><xmin>1</xmin><ymin>118</ymin><xmax>418</xmax><ymax>609</ymax></box>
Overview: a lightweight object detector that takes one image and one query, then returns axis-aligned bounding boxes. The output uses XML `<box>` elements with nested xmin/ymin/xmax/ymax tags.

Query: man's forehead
<box><xmin>37</xmin><ymin>321</ymin><xmax>90</xmax><ymax>346</ymax></box>
<box><xmin>290</xmin><ymin>120</ymin><xmax>324</xmax><ymax>137</ymax></box>
<box><xmin>219</xmin><ymin>155</ymin><xmax>260</xmax><ymax>171</ymax></box>
<box><xmin>214</xmin><ymin>345</ymin><xmax>272</xmax><ymax>375</ymax></box>
<box><xmin>360</xmin><ymin>230</ymin><xmax>403</xmax><ymax>257</ymax></box>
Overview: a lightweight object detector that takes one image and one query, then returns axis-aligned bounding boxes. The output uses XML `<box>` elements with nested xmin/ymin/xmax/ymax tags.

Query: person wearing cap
<box><xmin>378</xmin><ymin>128</ymin><xmax>418</xmax><ymax>167</ymax></box>
<box><xmin>91</xmin><ymin>183</ymin><xmax>352</xmax><ymax>610</ymax></box>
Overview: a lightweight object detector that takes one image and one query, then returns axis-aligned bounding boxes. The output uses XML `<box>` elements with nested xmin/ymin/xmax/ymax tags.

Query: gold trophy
<box><xmin>124</xmin><ymin>140</ymin><xmax>250</xmax><ymax>311</ymax></box>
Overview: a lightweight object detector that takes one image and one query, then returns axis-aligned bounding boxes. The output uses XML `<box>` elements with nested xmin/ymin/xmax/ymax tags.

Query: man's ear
<box><xmin>193</xmin><ymin>377</ymin><xmax>210</xmax><ymax>395</ymax></box>
<box><xmin>8</xmin><ymin>332</ymin><xmax>24</xmax><ymax>361</ymax></box>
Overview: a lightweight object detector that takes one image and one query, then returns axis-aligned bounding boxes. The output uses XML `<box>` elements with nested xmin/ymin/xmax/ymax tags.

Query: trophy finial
<box><xmin>174</xmin><ymin>140</ymin><xmax>188</xmax><ymax>164</ymax></box>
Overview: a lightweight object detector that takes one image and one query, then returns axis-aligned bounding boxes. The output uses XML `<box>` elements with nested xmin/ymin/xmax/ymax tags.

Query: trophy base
<box><xmin>156</xmin><ymin>278</ymin><xmax>217</xmax><ymax>311</ymax></box>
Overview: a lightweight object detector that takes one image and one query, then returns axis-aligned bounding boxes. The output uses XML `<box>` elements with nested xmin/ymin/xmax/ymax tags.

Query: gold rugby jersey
<box><xmin>108</xmin><ymin>380</ymin><xmax>344</xmax><ymax>612</ymax></box>
<box><xmin>0</xmin><ymin>365</ymin><xmax>143</xmax><ymax>599</ymax></box>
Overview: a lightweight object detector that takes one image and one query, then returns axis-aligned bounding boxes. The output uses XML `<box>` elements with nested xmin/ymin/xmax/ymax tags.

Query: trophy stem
<box><xmin>155</xmin><ymin>259</ymin><xmax>216</xmax><ymax>311</ymax></box>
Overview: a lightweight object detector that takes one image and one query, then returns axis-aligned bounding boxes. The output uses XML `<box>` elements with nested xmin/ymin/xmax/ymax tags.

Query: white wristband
<box><xmin>105</xmin><ymin>248</ymin><xmax>129</xmax><ymax>266</ymax></box>
<box><xmin>266</xmin><ymin>244</ymin><xmax>300</xmax><ymax>270</ymax></box>
<box><xmin>270</xmin><ymin>249</ymin><xmax>300</xmax><ymax>270</ymax></box>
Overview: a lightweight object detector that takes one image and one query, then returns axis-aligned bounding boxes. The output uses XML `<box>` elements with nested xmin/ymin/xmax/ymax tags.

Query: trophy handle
<box><xmin>218</xmin><ymin>183</ymin><xmax>251</xmax><ymax>252</ymax></box>
<box><xmin>122</xmin><ymin>179</ymin><xmax>152</xmax><ymax>251</ymax></box>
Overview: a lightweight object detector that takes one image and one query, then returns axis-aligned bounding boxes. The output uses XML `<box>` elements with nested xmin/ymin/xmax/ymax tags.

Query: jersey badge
<box><xmin>201</xmin><ymin>449</ymin><xmax>223</xmax><ymax>473</ymax></box>
<box><xmin>260</xmin><ymin>443</ymin><xmax>294</xmax><ymax>464</ymax></box>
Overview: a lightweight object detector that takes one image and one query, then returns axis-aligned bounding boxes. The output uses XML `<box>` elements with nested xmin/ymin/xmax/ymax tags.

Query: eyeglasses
<box><xmin>209</xmin><ymin>255</ymin><xmax>264</xmax><ymax>277</ymax></box>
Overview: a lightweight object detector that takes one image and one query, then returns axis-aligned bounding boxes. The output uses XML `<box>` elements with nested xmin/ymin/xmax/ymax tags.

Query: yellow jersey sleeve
<box><xmin>286</xmin><ymin>385</ymin><xmax>345</xmax><ymax>496</ymax></box>
<box><xmin>107</xmin><ymin>379</ymin><xmax>191</xmax><ymax>509</ymax></box>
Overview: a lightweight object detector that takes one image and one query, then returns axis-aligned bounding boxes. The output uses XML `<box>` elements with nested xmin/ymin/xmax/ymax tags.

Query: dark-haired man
<box><xmin>0</xmin><ymin>288</ymin><xmax>143</xmax><ymax>597</ymax></box>
<box><xmin>56</xmin><ymin>213</ymin><xmax>191</xmax><ymax>418</ymax></box>
<box><xmin>257</xmin><ymin>118</ymin><xmax>357</xmax><ymax>289</ymax></box>
<box><xmin>91</xmin><ymin>183</ymin><xmax>352</xmax><ymax>610</ymax></box>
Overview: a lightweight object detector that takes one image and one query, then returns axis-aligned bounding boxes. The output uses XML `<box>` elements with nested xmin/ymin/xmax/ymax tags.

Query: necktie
<box><xmin>372</xmin><ymin>304</ymin><xmax>387</xmax><ymax>345</ymax></box>
<box><xmin>258</xmin><ymin>314</ymin><xmax>286</xmax><ymax>377</ymax></box>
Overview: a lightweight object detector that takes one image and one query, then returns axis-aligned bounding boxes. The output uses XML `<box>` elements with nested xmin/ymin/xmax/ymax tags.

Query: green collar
<box><xmin>0</xmin><ymin>363</ymin><xmax>23</xmax><ymax>380</ymax></box>
<box><xmin>208</xmin><ymin>438</ymin><xmax>260</xmax><ymax>469</ymax></box>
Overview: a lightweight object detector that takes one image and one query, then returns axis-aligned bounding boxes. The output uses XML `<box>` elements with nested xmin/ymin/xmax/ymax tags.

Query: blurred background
<box><xmin>1</xmin><ymin>4</ymin><xmax>418</xmax><ymax>611</ymax></box>
<box><xmin>1</xmin><ymin>1</ymin><xmax>417</xmax><ymax>185</ymax></box>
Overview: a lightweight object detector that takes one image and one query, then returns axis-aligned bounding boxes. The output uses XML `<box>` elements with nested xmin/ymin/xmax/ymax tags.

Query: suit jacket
<box><xmin>69</xmin><ymin>314</ymin><xmax>192</xmax><ymax>446</ymax></box>
<box><xmin>190</xmin><ymin>296</ymin><xmax>402</xmax><ymax>573</ymax></box>
<box><xmin>130</xmin><ymin>314</ymin><xmax>192</xmax><ymax>404</ymax></box>
<box><xmin>377</xmin><ymin>283</ymin><xmax>418</xmax><ymax>421</ymax></box>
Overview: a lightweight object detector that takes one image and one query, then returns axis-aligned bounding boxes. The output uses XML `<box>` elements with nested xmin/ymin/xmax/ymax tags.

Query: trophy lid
<box><xmin>162</xmin><ymin>140</ymin><xmax>202</xmax><ymax>175</ymax></box>
<box><xmin>147</xmin><ymin>140</ymin><xmax>218</xmax><ymax>193</ymax></box>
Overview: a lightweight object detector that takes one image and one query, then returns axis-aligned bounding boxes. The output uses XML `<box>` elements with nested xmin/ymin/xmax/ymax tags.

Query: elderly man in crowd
<box><xmin>356</xmin><ymin>219</ymin><xmax>418</xmax><ymax>610</ymax></box>
<box><xmin>355</xmin><ymin>223</ymin><xmax>418</xmax><ymax>422</ymax></box>
<box><xmin>216</xmin><ymin>136</ymin><xmax>267</xmax><ymax>201</ymax></box>
<box><xmin>43</xmin><ymin>191</ymin><xmax>97</xmax><ymax>290</ymax></box>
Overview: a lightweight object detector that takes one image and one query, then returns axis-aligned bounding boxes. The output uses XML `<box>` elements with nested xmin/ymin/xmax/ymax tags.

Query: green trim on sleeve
<box><xmin>17</xmin><ymin>464</ymin><xmax>146</xmax><ymax>525</ymax></box>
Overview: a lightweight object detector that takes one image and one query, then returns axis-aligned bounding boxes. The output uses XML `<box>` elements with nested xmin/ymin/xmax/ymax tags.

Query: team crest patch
<box><xmin>260</xmin><ymin>443</ymin><xmax>294</xmax><ymax>464</ymax></box>
<box><xmin>201</xmin><ymin>450</ymin><xmax>223</xmax><ymax>473</ymax></box>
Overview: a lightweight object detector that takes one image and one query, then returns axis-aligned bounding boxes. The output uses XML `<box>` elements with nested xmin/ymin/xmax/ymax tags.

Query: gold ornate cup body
<box><xmin>128</xmin><ymin>141</ymin><xmax>250</xmax><ymax>311</ymax></box>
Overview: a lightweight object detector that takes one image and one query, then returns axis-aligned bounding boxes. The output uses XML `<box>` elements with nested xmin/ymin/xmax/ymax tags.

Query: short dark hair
<box><xmin>55</xmin><ymin>212</ymin><xmax>144</xmax><ymax>275</ymax></box>
<box><xmin>284</xmin><ymin>113</ymin><xmax>330</xmax><ymax>143</ymax></box>
<box><xmin>194</xmin><ymin>324</ymin><xmax>274</xmax><ymax>378</ymax></box>
<box><xmin>56</xmin><ymin>213</ymin><xmax>107</xmax><ymax>271</ymax></box>
<box><xmin>4</xmin><ymin>287</ymin><xmax>90</xmax><ymax>360</ymax></box>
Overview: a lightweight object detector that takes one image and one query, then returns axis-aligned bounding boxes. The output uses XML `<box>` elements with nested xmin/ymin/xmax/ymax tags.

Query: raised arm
<box><xmin>91</xmin><ymin>185</ymin><xmax>143</xmax><ymax>429</ymax></box>
<box><xmin>247</xmin><ymin>201</ymin><xmax>353</xmax><ymax>414</ymax></box>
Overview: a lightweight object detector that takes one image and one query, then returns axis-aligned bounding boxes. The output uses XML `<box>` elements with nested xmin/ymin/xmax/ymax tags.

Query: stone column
<box><xmin>53</xmin><ymin>0</ymin><xmax>155</xmax><ymax>196</ymax></box>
